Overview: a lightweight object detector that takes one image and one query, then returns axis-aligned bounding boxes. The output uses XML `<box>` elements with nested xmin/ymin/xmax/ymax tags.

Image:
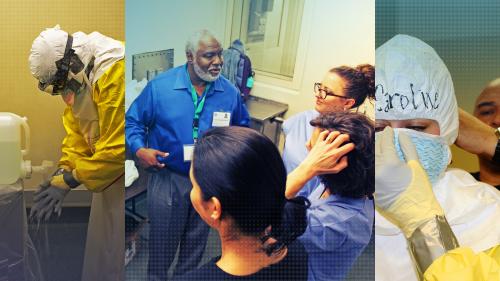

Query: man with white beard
<box><xmin>126</xmin><ymin>29</ymin><xmax>250</xmax><ymax>280</ymax></box>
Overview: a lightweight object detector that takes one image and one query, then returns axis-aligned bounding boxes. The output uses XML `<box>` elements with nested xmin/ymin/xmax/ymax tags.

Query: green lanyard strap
<box><xmin>190</xmin><ymin>84</ymin><xmax>210</xmax><ymax>141</ymax></box>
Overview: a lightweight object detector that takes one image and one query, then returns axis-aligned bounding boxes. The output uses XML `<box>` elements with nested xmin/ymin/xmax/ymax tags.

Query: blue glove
<box><xmin>30</xmin><ymin>182</ymin><xmax>70</xmax><ymax>222</ymax></box>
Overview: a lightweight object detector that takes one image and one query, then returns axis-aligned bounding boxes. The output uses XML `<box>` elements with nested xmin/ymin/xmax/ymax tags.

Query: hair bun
<box><xmin>356</xmin><ymin>64</ymin><xmax>375</xmax><ymax>98</ymax></box>
<box><xmin>262</xmin><ymin>196</ymin><xmax>310</xmax><ymax>256</ymax></box>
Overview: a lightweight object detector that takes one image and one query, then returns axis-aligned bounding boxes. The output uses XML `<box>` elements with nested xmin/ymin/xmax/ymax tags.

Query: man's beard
<box><xmin>193</xmin><ymin>60</ymin><xmax>221</xmax><ymax>82</ymax></box>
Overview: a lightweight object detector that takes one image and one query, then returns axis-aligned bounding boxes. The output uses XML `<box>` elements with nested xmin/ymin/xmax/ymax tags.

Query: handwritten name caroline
<box><xmin>376</xmin><ymin>83</ymin><xmax>440</xmax><ymax>112</ymax></box>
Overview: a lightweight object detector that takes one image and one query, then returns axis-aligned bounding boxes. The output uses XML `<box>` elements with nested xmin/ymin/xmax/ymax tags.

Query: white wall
<box><xmin>251</xmin><ymin>0</ymin><xmax>375</xmax><ymax>117</ymax></box>
<box><xmin>126</xmin><ymin>0</ymin><xmax>375</xmax><ymax>117</ymax></box>
<box><xmin>126</xmin><ymin>0</ymin><xmax>228</xmax><ymax>83</ymax></box>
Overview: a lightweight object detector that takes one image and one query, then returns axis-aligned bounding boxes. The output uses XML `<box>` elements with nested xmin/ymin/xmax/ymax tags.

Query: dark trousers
<box><xmin>147</xmin><ymin>169</ymin><xmax>210</xmax><ymax>281</ymax></box>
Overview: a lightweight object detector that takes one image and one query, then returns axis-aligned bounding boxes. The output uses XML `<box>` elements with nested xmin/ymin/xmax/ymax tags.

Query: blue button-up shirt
<box><xmin>126</xmin><ymin>64</ymin><xmax>250</xmax><ymax>175</ymax></box>
<box><xmin>299</xmin><ymin>185</ymin><xmax>374</xmax><ymax>281</ymax></box>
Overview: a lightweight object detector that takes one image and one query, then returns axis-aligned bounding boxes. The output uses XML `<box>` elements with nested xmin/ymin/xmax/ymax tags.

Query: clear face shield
<box><xmin>37</xmin><ymin>34</ymin><xmax>93</xmax><ymax>96</ymax></box>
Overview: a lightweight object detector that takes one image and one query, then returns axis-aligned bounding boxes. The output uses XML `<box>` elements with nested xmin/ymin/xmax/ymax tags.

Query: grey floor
<box><xmin>125</xmin><ymin>194</ymin><xmax>374</xmax><ymax>281</ymax></box>
<box><xmin>125</xmin><ymin>222</ymin><xmax>221</xmax><ymax>281</ymax></box>
<box><xmin>20</xmin><ymin>194</ymin><xmax>374</xmax><ymax>281</ymax></box>
<box><xmin>27</xmin><ymin>207</ymin><xmax>90</xmax><ymax>281</ymax></box>
<box><xmin>126</xmin><ymin>193</ymin><xmax>224</xmax><ymax>281</ymax></box>
<box><xmin>345</xmin><ymin>230</ymin><xmax>375</xmax><ymax>281</ymax></box>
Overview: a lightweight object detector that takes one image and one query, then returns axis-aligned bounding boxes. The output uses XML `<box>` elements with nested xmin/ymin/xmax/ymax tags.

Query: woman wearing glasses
<box><xmin>282</xmin><ymin>64</ymin><xmax>375</xmax><ymax>197</ymax></box>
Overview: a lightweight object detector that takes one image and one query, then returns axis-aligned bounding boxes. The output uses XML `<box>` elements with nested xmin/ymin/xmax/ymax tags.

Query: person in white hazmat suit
<box><xmin>28</xmin><ymin>25</ymin><xmax>125</xmax><ymax>281</ymax></box>
<box><xmin>374</xmin><ymin>34</ymin><xmax>500</xmax><ymax>281</ymax></box>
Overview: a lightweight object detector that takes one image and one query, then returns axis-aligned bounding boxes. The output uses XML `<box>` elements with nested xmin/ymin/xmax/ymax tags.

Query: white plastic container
<box><xmin>0</xmin><ymin>113</ymin><xmax>30</xmax><ymax>185</ymax></box>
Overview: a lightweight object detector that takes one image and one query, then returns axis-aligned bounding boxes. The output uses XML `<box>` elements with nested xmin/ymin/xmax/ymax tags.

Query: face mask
<box><xmin>59</xmin><ymin>61</ymin><xmax>93</xmax><ymax>105</ymax></box>
<box><xmin>392</xmin><ymin>128</ymin><xmax>451</xmax><ymax>184</ymax></box>
<box><xmin>66</xmin><ymin>65</ymin><xmax>92</xmax><ymax>95</ymax></box>
<box><xmin>38</xmin><ymin>34</ymin><xmax>93</xmax><ymax>95</ymax></box>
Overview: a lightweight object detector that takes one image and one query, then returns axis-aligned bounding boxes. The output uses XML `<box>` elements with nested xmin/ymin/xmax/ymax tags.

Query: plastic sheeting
<box><xmin>125</xmin><ymin>78</ymin><xmax>147</xmax><ymax>112</ymax></box>
<box><xmin>125</xmin><ymin>78</ymin><xmax>147</xmax><ymax>187</ymax></box>
<box><xmin>0</xmin><ymin>181</ymin><xmax>44</xmax><ymax>281</ymax></box>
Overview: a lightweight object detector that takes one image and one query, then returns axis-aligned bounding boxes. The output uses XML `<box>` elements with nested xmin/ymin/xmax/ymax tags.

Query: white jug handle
<box><xmin>20</xmin><ymin>117</ymin><xmax>30</xmax><ymax>156</ymax></box>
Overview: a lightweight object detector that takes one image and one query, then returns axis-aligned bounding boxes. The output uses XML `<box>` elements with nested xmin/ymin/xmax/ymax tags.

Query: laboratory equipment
<box><xmin>0</xmin><ymin>113</ymin><xmax>30</xmax><ymax>185</ymax></box>
<box><xmin>132</xmin><ymin>49</ymin><xmax>173</xmax><ymax>81</ymax></box>
<box><xmin>0</xmin><ymin>112</ymin><xmax>52</xmax><ymax>281</ymax></box>
<box><xmin>246</xmin><ymin>96</ymin><xmax>288</xmax><ymax>146</ymax></box>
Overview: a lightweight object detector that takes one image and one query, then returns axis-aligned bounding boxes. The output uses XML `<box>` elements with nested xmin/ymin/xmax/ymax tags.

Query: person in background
<box><xmin>28</xmin><ymin>25</ymin><xmax>125</xmax><ymax>281</ymax></box>
<box><xmin>126</xmin><ymin>29</ymin><xmax>250</xmax><ymax>280</ymax></box>
<box><xmin>468</xmin><ymin>80</ymin><xmax>500</xmax><ymax>189</ymax></box>
<box><xmin>175</xmin><ymin>126</ymin><xmax>309</xmax><ymax>280</ymax></box>
<box><xmin>286</xmin><ymin>112</ymin><xmax>375</xmax><ymax>281</ymax></box>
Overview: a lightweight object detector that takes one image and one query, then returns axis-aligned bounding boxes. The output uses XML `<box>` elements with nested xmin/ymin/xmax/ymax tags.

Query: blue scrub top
<box><xmin>282</xmin><ymin>110</ymin><xmax>320</xmax><ymax>196</ymax></box>
<box><xmin>126</xmin><ymin>64</ymin><xmax>250</xmax><ymax>175</ymax></box>
<box><xmin>299</xmin><ymin>185</ymin><xmax>374</xmax><ymax>281</ymax></box>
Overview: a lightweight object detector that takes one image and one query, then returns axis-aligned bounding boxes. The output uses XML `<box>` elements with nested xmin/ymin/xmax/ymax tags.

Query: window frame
<box><xmin>224</xmin><ymin>0</ymin><xmax>312</xmax><ymax>91</ymax></box>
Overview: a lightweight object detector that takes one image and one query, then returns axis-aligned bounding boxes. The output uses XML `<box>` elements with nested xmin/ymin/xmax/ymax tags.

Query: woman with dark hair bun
<box><xmin>174</xmin><ymin>126</ymin><xmax>310</xmax><ymax>280</ymax></box>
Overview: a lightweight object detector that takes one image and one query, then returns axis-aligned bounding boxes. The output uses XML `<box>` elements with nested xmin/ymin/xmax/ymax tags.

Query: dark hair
<box><xmin>330</xmin><ymin>64</ymin><xmax>375</xmax><ymax>108</ymax></box>
<box><xmin>192</xmin><ymin>126</ymin><xmax>309</xmax><ymax>255</ymax></box>
<box><xmin>310</xmin><ymin>111</ymin><xmax>374</xmax><ymax>198</ymax></box>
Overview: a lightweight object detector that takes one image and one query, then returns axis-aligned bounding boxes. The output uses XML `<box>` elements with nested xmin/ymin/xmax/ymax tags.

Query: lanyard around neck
<box><xmin>190</xmin><ymin>84</ymin><xmax>210</xmax><ymax>141</ymax></box>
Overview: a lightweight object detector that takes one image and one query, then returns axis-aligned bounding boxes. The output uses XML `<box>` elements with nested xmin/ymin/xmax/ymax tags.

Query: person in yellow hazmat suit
<box><xmin>28</xmin><ymin>25</ymin><xmax>125</xmax><ymax>281</ymax></box>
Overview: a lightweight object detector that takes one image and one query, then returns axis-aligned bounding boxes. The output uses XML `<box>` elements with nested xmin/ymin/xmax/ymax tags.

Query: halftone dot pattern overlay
<box><xmin>346</xmin><ymin>230</ymin><xmax>375</xmax><ymax>281</ymax></box>
<box><xmin>376</xmin><ymin>0</ymin><xmax>500</xmax><ymax>170</ymax></box>
<box><xmin>126</xmin><ymin>184</ymin><xmax>375</xmax><ymax>280</ymax></box>
<box><xmin>2</xmin><ymin>1</ymin><xmax>123</xmax><ymax>280</ymax></box>
<box><xmin>125</xmin><ymin>1</ymin><xmax>376</xmax><ymax>280</ymax></box>
<box><xmin>375</xmin><ymin>0</ymin><xmax>500</xmax><ymax>279</ymax></box>
<box><xmin>376</xmin><ymin>0</ymin><xmax>500</xmax><ymax>110</ymax></box>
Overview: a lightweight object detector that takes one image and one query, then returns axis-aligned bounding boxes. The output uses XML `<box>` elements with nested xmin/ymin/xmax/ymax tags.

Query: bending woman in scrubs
<box><xmin>287</xmin><ymin>111</ymin><xmax>375</xmax><ymax>281</ymax></box>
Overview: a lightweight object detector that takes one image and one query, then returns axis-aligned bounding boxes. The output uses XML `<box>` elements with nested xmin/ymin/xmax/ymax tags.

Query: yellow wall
<box><xmin>0</xmin><ymin>0</ymin><xmax>124</xmax><ymax>189</ymax></box>
<box><xmin>450</xmin><ymin>145</ymin><xmax>478</xmax><ymax>172</ymax></box>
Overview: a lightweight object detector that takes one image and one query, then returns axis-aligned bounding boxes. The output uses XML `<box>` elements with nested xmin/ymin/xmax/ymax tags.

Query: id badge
<box><xmin>212</xmin><ymin>111</ymin><xmax>231</xmax><ymax>127</ymax></box>
<box><xmin>183</xmin><ymin>144</ymin><xmax>195</xmax><ymax>162</ymax></box>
